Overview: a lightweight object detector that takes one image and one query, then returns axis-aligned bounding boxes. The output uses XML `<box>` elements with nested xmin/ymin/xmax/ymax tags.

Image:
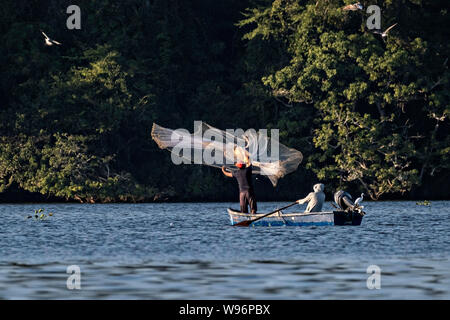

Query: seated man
<box><xmin>297</xmin><ymin>183</ymin><xmax>325</xmax><ymax>212</ymax></box>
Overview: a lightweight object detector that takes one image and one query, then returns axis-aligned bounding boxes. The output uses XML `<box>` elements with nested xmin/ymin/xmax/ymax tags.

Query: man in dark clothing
<box><xmin>222</xmin><ymin>162</ymin><xmax>257</xmax><ymax>214</ymax></box>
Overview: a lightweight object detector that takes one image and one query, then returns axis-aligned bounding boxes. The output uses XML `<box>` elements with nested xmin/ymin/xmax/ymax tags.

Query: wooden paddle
<box><xmin>233</xmin><ymin>201</ymin><xmax>298</xmax><ymax>227</ymax></box>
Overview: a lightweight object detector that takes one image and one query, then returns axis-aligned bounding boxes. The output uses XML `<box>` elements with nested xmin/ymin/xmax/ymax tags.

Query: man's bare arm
<box><xmin>222</xmin><ymin>166</ymin><xmax>233</xmax><ymax>178</ymax></box>
<box><xmin>297</xmin><ymin>192</ymin><xmax>312</xmax><ymax>204</ymax></box>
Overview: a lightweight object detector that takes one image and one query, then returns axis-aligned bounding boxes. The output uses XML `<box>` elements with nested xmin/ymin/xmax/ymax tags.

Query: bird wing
<box><xmin>384</xmin><ymin>23</ymin><xmax>398</xmax><ymax>34</ymax></box>
<box><xmin>41</xmin><ymin>31</ymin><xmax>50</xmax><ymax>39</ymax></box>
<box><xmin>342</xmin><ymin>4</ymin><xmax>355</xmax><ymax>11</ymax></box>
<box><xmin>52</xmin><ymin>40</ymin><xmax>62</xmax><ymax>45</ymax></box>
<box><xmin>342</xmin><ymin>3</ymin><xmax>362</xmax><ymax>11</ymax></box>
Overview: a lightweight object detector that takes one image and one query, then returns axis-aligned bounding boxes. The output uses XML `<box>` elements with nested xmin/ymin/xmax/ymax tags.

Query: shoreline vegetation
<box><xmin>0</xmin><ymin>183</ymin><xmax>447</xmax><ymax>203</ymax></box>
<box><xmin>1</xmin><ymin>1</ymin><xmax>449</xmax><ymax>204</ymax></box>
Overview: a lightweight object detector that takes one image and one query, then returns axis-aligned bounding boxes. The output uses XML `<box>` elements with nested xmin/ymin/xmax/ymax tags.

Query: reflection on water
<box><xmin>0</xmin><ymin>201</ymin><xmax>449</xmax><ymax>299</ymax></box>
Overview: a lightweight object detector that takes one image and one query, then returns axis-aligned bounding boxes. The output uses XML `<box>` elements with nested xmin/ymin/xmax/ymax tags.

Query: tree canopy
<box><xmin>0</xmin><ymin>0</ymin><xmax>448</xmax><ymax>202</ymax></box>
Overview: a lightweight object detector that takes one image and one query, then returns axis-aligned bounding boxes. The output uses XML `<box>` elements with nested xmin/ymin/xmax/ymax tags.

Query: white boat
<box><xmin>227</xmin><ymin>208</ymin><xmax>364</xmax><ymax>226</ymax></box>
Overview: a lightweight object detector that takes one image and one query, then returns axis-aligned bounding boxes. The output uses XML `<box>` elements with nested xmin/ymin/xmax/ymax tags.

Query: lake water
<box><xmin>0</xmin><ymin>201</ymin><xmax>449</xmax><ymax>299</ymax></box>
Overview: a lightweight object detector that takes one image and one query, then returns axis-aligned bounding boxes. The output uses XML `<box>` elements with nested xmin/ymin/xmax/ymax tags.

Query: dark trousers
<box><xmin>239</xmin><ymin>189</ymin><xmax>257</xmax><ymax>214</ymax></box>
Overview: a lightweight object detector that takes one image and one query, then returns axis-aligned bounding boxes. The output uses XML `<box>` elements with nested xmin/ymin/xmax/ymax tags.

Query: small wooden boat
<box><xmin>227</xmin><ymin>208</ymin><xmax>363</xmax><ymax>226</ymax></box>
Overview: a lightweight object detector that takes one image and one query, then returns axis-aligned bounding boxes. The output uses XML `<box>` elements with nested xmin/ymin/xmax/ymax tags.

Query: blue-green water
<box><xmin>0</xmin><ymin>201</ymin><xmax>449</xmax><ymax>299</ymax></box>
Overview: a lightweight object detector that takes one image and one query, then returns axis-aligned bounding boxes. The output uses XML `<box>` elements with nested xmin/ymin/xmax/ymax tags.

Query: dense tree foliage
<box><xmin>0</xmin><ymin>0</ymin><xmax>448</xmax><ymax>202</ymax></box>
<box><xmin>239</xmin><ymin>0</ymin><xmax>449</xmax><ymax>199</ymax></box>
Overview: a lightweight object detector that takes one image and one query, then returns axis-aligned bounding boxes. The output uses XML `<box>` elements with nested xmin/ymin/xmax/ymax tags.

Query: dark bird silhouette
<box><xmin>371</xmin><ymin>23</ymin><xmax>398</xmax><ymax>41</ymax></box>
<box><xmin>369</xmin><ymin>23</ymin><xmax>398</xmax><ymax>48</ymax></box>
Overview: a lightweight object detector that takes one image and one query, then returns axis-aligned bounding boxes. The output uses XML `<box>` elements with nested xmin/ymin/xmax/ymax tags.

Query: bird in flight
<box><xmin>41</xmin><ymin>30</ymin><xmax>62</xmax><ymax>46</ymax></box>
<box><xmin>342</xmin><ymin>2</ymin><xmax>363</xmax><ymax>11</ymax></box>
<box><xmin>371</xmin><ymin>23</ymin><xmax>398</xmax><ymax>40</ymax></box>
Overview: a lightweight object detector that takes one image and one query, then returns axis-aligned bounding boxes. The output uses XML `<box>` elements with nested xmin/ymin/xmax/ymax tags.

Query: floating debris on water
<box><xmin>416</xmin><ymin>200</ymin><xmax>431</xmax><ymax>206</ymax></box>
<box><xmin>27</xmin><ymin>208</ymin><xmax>55</xmax><ymax>220</ymax></box>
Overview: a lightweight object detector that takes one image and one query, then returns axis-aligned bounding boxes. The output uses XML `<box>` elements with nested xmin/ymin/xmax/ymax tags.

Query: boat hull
<box><xmin>227</xmin><ymin>208</ymin><xmax>363</xmax><ymax>226</ymax></box>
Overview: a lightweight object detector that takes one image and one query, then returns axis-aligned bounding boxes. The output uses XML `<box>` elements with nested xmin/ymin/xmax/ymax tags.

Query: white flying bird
<box><xmin>342</xmin><ymin>2</ymin><xmax>363</xmax><ymax>11</ymax></box>
<box><xmin>372</xmin><ymin>23</ymin><xmax>398</xmax><ymax>40</ymax></box>
<box><xmin>41</xmin><ymin>31</ymin><xmax>62</xmax><ymax>46</ymax></box>
<box><xmin>354</xmin><ymin>193</ymin><xmax>364</xmax><ymax>207</ymax></box>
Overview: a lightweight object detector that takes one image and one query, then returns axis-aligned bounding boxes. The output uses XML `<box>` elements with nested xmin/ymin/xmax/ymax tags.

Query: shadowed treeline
<box><xmin>0</xmin><ymin>0</ymin><xmax>448</xmax><ymax>203</ymax></box>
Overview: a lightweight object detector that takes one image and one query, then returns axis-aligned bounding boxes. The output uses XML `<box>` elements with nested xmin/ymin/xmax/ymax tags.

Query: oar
<box><xmin>233</xmin><ymin>202</ymin><xmax>298</xmax><ymax>227</ymax></box>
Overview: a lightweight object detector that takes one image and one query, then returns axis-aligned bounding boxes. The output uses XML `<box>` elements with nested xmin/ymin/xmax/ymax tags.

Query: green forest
<box><xmin>0</xmin><ymin>0</ymin><xmax>448</xmax><ymax>203</ymax></box>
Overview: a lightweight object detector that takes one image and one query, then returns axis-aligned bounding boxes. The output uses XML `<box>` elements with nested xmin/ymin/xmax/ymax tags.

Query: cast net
<box><xmin>151</xmin><ymin>122</ymin><xmax>303</xmax><ymax>186</ymax></box>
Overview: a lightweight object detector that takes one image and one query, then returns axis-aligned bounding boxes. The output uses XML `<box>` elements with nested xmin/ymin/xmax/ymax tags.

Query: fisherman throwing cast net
<box><xmin>151</xmin><ymin>122</ymin><xmax>303</xmax><ymax>187</ymax></box>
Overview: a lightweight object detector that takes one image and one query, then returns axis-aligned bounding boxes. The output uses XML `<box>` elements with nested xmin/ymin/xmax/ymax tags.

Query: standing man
<box><xmin>222</xmin><ymin>159</ymin><xmax>257</xmax><ymax>214</ymax></box>
<box><xmin>297</xmin><ymin>183</ymin><xmax>325</xmax><ymax>212</ymax></box>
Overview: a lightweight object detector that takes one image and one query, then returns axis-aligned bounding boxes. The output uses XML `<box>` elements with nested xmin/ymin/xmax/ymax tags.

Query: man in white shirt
<box><xmin>297</xmin><ymin>183</ymin><xmax>325</xmax><ymax>212</ymax></box>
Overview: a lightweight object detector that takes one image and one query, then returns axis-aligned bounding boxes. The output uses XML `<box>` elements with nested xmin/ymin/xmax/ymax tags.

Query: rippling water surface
<box><xmin>0</xmin><ymin>201</ymin><xmax>449</xmax><ymax>299</ymax></box>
